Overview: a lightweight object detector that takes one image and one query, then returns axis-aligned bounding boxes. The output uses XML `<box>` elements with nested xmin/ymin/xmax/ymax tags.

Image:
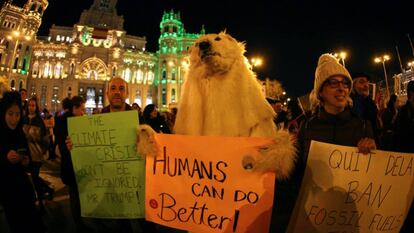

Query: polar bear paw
<box><xmin>245</xmin><ymin>130</ymin><xmax>297</xmax><ymax>180</ymax></box>
<box><xmin>136</xmin><ymin>124</ymin><xmax>159</xmax><ymax>159</ymax></box>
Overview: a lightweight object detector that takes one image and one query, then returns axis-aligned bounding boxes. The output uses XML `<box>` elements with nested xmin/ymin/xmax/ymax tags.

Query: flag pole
<box><xmin>408</xmin><ymin>33</ymin><xmax>414</xmax><ymax>58</ymax></box>
<box><xmin>395</xmin><ymin>45</ymin><xmax>404</xmax><ymax>73</ymax></box>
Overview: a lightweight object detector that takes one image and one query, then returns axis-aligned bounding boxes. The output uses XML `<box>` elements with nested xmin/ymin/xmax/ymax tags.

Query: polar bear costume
<box><xmin>139</xmin><ymin>32</ymin><xmax>296</xmax><ymax>179</ymax></box>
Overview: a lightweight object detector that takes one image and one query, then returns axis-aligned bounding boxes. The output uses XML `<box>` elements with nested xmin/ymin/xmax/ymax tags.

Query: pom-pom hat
<box><xmin>310</xmin><ymin>53</ymin><xmax>352</xmax><ymax>108</ymax></box>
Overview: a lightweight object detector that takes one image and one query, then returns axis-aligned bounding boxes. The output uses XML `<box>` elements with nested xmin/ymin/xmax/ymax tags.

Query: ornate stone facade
<box><xmin>0</xmin><ymin>0</ymin><xmax>204</xmax><ymax>113</ymax></box>
<box><xmin>0</xmin><ymin>0</ymin><xmax>48</xmax><ymax>91</ymax></box>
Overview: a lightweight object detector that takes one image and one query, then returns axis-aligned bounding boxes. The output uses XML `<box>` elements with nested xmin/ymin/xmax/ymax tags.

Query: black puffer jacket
<box><xmin>298</xmin><ymin>107</ymin><xmax>374</xmax><ymax>164</ymax></box>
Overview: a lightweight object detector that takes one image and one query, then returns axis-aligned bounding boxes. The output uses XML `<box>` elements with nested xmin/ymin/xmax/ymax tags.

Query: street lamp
<box><xmin>333</xmin><ymin>51</ymin><xmax>347</xmax><ymax>67</ymax></box>
<box><xmin>374</xmin><ymin>54</ymin><xmax>391</xmax><ymax>99</ymax></box>
<box><xmin>408</xmin><ymin>61</ymin><xmax>414</xmax><ymax>70</ymax></box>
<box><xmin>250</xmin><ymin>57</ymin><xmax>263</xmax><ymax>68</ymax></box>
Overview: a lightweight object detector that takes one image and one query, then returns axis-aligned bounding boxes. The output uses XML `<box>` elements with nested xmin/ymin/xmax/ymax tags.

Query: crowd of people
<box><xmin>1</xmin><ymin>52</ymin><xmax>413</xmax><ymax>233</ymax></box>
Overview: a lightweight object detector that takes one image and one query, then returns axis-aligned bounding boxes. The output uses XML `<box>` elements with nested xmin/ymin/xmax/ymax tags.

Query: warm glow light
<box><xmin>12</xmin><ymin>30</ymin><xmax>20</xmax><ymax>37</ymax></box>
<box><xmin>375</xmin><ymin>54</ymin><xmax>390</xmax><ymax>63</ymax></box>
<box><xmin>113</xmin><ymin>48</ymin><xmax>120</xmax><ymax>58</ymax></box>
<box><xmin>116</xmin><ymin>31</ymin><xmax>123</xmax><ymax>37</ymax></box>
<box><xmin>71</xmin><ymin>46</ymin><xmax>79</xmax><ymax>54</ymax></box>
<box><xmin>168</xmin><ymin>61</ymin><xmax>175</xmax><ymax>67</ymax></box>
<box><xmin>333</xmin><ymin>51</ymin><xmax>347</xmax><ymax>66</ymax></box>
<box><xmin>250</xmin><ymin>57</ymin><xmax>263</xmax><ymax>67</ymax></box>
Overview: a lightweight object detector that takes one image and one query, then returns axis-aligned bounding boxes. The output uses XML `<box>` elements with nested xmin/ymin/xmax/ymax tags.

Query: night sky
<box><xmin>13</xmin><ymin>0</ymin><xmax>414</xmax><ymax>97</ymax></box>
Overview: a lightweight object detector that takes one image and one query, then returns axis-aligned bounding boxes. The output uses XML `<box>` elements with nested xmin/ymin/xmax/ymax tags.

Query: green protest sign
<box><xmin>68</xmin><ymin>111</ymin><xmax>144</xmax><ymax>218</ymax></box>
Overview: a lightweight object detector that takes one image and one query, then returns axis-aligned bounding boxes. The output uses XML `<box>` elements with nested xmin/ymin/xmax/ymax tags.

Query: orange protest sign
<box><xmin>145</xmin><ymin>134</ymin><xmax>276</xmax><ymax>233</ymax></box>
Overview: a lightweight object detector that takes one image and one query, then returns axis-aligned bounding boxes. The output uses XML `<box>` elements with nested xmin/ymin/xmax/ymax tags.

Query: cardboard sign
<box><xmin>145</xmin><ymin>134</ymin><xmax>276</xmax><ymax>233</ymax></box>
<box><xmin>68</xmin><ymin>111</ymin><xmax>145</xmax><ymax>218</ymax></box>
<box><xmin>288</xmin><ymin>141</ymin><xmax>414</xmax><ymax>233</ymax></box>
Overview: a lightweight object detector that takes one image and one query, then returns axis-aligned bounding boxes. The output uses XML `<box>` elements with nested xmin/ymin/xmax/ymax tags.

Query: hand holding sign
<box><xmin>136</xmin><ymin>124</ymin><xmax>159</xmax><ymax>158</ymax></box>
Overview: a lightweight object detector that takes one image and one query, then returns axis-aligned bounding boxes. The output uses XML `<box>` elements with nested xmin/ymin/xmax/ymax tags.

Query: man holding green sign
<box><xmin>67</xmin><ymin>77</ymin><xmax>152</xmax><ymax>233</ymax></box>
<box><xmin>68</xmin><ymin>110</ymin><xmax>144</xmax><ymax>218</ymax></box>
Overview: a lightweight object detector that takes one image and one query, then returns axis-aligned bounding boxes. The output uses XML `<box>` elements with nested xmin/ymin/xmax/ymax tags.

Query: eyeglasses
<box><xmin>324</xmin><ymin>78</ymin><xmax>351</xmax><ymax>89</ymax></box>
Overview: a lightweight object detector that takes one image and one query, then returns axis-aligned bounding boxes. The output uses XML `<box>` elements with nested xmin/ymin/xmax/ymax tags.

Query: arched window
<box><xmin>33</xmin><ymin>62</ymin><xmax>39</xmax><ymax>75</ymax></box>
<box><xmin>135</xmin><ymin>90</ymin><xmax>142</xmax><ymax>107</ymax></box>
<box><xmin>44</xmin><ymin>62</ymin><xmax>50</xmax><ymax>78</ymax></box>
<box><xmin>147</xmin><ymin>71</ymin><xmax>154</xmax><ymax>85</ymax></box>
<box><xmin>13</xmin><ymin>58</ymin><xmax>18</xmax><ymax>69</ymax></box>
<box><xmin>136</xmin><ymin>69</ymin><xmax>143</xmax><ymax>83</ymax></box>
<box><xmin>19</xmin><ymin>81</ymin><xmax>23</xmax><ymax>90</ymax></box>
<box><xmin>54</xmin><ymin>62</ymin><xmax>63</xmax><ymax>78</ymax></box>
<box><xmin>87</xmin><ymin>70</ymin><xmax>97</xmax><ymax>80</ymax></box>
<box><xmin>171</xmin><ymin>88</ymin><xmax>176</xmax><ymax>102</ymax></box>
<box><xmin>21</xmin><ymin>58</ymin><xmax>27</xmax><ymax>70</ymax></box>
<box><xmin>146</xmin><ymin>87</ymin><xmax>153</xmax><ymax>105</ymax></box>
<box><xmin>171</xmin><ymin>70</ymin><xmax>176</xmax><ymax>80</ymax></box>
<box><xmin>69</xmin><ymin>63</ymin><xmax>75</xmax><ymax>75</ymax></box>
<box><xmin>124</xmin><ymin>68</ymin><xmax>131</xmax><ymax>82</ymax></box>
<box><xmin>162</xmin><ymin>88</ymin><xmax>167</xmax><ymax>105</ymax></box>
<box><xmin>10</xmin><ymin>80</ymin><xmax>15</xmax><ymax>89</ymax></box>
<box><xmin>112</xmin><ymin>66</ymin><xmax>116</xmax><ymax>77</ymax></box>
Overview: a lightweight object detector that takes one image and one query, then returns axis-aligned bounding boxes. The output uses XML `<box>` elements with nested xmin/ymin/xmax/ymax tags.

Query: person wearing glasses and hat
<box><xmin>301</xmin><ymin>53</ymin><xmax>376</xmax><ymax>164</ymax></box>
<box><xmin>271</xmin><ymin>53</ymin><xmax>377</xmax><ymax>233</ymax></box>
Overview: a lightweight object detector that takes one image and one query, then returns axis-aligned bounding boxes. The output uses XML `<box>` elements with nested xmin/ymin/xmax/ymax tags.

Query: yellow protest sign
<box><xmin>288</xmin><ymin>141</ymin><xmax>414</xmax><ymax>233</ymax></box>
<box><xmin>145</xmin><ymin>134</ymin><xmax>276</xmax><ymax>233</ymax></box>
<box><xmin>68</xmin><ymin>111</ymin><xmax>145</xmax><ymax>218</ymax></box>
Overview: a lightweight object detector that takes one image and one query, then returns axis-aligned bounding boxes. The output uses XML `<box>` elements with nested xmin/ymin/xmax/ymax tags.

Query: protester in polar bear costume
<box><xmin>138</xmin><ymin>32</ymin><xmax>296</xmax><ymax>179</ymax></box>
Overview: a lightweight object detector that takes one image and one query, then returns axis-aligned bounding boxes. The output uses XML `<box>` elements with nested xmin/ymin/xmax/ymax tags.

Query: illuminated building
<box><xmin>0</xmin><ymin>0</ymin><xmax>47</xmax><ymax>90</ymax></box>
<box><xmin>0</xmin><ymin>0</ymin><xmax>204</xmax><ymax>112</ymax></box>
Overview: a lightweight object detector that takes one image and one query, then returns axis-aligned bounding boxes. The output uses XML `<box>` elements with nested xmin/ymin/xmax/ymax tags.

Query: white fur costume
<box><xmin>138</xmin><ymin>32</ymin><xmax>296</xmax><ymax>179</ymax></box>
